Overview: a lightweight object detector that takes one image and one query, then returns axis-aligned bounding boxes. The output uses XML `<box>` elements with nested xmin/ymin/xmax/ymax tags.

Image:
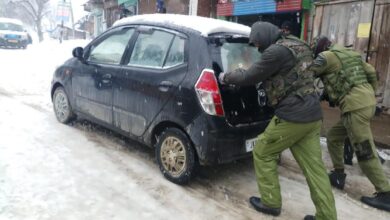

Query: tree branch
<box><xmin>19</xmin><ymin>4</ymin><xmax>37</xmax><ymax>20</ymax></box>
<box><xmin>15</xmin><ymin>0</ymin><xmax>38</xmax><ymax>19</ymax></box>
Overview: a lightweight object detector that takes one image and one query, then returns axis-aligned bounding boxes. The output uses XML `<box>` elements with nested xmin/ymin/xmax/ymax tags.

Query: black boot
<box><xmin>249</xmin><ymin>196</ymin><xmax>281</xmax><ymax>216</ymax></box>
<box><xmin>361</xmin><ymin>192</ymin><xmax>390</xmax><ymax>212</ymax></box>
<box><xmin>329</xmin><ymin>170</ymin><xmax>346</xmax><ymax>190</ymax></box>
<box><xmin>304</xmin><ymin>215</ymin><xmax>315</xmax><ymax>220</ymax></box>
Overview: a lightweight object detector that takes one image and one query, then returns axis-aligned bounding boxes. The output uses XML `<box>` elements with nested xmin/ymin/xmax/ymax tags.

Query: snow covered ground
<box><xmin>0</xmin><ymin>40</ymin><xmax>390</xmax><ymax>220</ymax></box>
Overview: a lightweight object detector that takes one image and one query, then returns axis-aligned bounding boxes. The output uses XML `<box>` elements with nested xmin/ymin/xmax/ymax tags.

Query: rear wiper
<box><xmin>208</xmin><ymin>34</ymin><xmax>248</xmax><ymax>45</ymax></box>
<box><xmin>210</xmin><ymin>33</ymin><xmax>247</xmax><ymax>39</ymax></box>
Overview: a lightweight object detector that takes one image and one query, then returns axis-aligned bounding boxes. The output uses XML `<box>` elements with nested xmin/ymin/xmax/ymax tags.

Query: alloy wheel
<box><xmin>54</xmin><ymin>90</ymin><xmax>70</xmax><ymax>123</ymax></box>
<box><xmin>160</xmin><ymin>136</ymin><xmax>187</xmax><ymax>177</ymax></box>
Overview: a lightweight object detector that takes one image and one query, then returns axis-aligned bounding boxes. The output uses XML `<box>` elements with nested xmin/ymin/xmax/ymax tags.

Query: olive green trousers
<box><xmin>327</xmin><ymin>105</ymin><xmax>390</xmax><ymax>192</ymax></box>
<box><xmin>253</xmin><ymin>116</ymin><xmax>337</xmax><ymax>220</ymax></box>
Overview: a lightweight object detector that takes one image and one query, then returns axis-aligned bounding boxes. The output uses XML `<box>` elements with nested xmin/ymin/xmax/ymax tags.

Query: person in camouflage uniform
<box><xmin>310</xmin><ymin>36</ymin><xmax>390</xmax><ymax>212</ymax></box>
<box><xmin>219</xmin><ymin>22</ymin><xmax>337</xmax><ymax>220</ymax></box>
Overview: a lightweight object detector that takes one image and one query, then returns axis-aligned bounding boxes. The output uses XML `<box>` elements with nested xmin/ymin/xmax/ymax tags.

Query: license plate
<box><xmin>8</xmin><ymin>39</ymin><xmax>18</xmax><ymax>43</ymax></box>
<box><xmin>245</xmin><ymin>137</ymin><xmax>257</xmax><ymax>152</ymax></box>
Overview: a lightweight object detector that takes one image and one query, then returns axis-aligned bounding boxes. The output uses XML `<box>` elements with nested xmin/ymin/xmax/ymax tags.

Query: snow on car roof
<box><xmin>0</xmin><ymin>17</ymin><xmax>23</xmax><ymax>26</ymax></box>
<box><xmin>113</xmin><ymin>14</ymin><xmax>251</xmax><ymax>37</ymax></box>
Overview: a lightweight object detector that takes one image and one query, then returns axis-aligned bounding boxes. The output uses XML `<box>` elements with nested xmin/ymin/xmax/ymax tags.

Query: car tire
<box><xmin>53</xmin><ymin>87</ymin><xmax>75</xmax><ymax>123</ymax></box>
<box><xmin>155</xmin><ymin>128</ymin><xmax>198</xmax><ymax>185</ymax></box>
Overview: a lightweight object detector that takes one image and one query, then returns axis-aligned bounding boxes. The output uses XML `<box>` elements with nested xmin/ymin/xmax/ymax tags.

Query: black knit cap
<box><xmin>311</xmin><ymin>35</ymin><xmax>332</xmax><ymax>58</ymax></box>
<box><xmin>281</xmin><ymin>21</ymin><xmax>292</xmax><ymax>30</ymax></box>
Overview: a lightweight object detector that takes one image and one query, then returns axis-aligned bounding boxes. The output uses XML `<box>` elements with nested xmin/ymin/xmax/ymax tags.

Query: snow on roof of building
<box><xmin>113</xmin><ymin>14</ymin><xmax>251</xmax><ymax>37</ymax></box>
<box><xmin>0</xmin><ymin>17</ymin><xmax>23</xmax><ymax>26</ymax></box>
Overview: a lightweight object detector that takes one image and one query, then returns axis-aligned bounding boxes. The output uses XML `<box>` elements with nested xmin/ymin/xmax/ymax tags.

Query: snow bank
<box><xmin>0</xmin><ymin>39</ymin><xmax>90</xmax><ymax>111</ymax></box>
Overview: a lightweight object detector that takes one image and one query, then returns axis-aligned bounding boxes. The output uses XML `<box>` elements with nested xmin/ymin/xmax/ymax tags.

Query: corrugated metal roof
<box><xmin>217</xmin><ymin>0</ymin><xmax>304</xmax><ymax>17</ymax></box>
<box><xmin>277</xmin><ymin>0</ymin><xmax>302</xmax><ymax>12</ymax></box>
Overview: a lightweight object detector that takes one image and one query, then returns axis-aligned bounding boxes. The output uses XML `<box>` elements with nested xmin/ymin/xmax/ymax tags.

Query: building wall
<box><xmin>370</xmin><ymin>0</ymin><xmax>390</xmax><ymax>108</ymax></box>
<box><xmin>138</xmin><ymin>0</ymin><xmax>156</xmax><ymax>14</ymax></box>
<box><xmin>197</xmin><ymin>0</ymin><xmax>213</xmax><ymax>17</ymax></box>
<box><xmin>84</xmin><ymin>16</ymin><xmax>95</xmax><ymax>38</ymax></box>
<box><xmin>104</xmin><ymin>0</ymin><xmax>120</xmax><ymax>28</ymax></box>
<box><xmin>139</xmin><ymin>0</ymin><xmax>190</xmax><ymax>14</ymax></box>
<box><xmin>311</xmin><ymin>0</ymin><xmax>390</xmax><ymax>109</ymax></box>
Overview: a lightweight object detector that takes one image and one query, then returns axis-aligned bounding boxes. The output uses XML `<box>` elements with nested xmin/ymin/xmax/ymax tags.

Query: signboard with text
<box><xmin>56</xmin><ymin>1</ymin><xmax>71</xmax><ymax>24</ymax></box>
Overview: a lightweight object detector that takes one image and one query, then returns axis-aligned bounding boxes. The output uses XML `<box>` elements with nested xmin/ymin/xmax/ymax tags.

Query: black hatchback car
<box><xmin>51</xmin><ymin>14</ymin><xmax>273</xmax><ymax>184</ymax></box>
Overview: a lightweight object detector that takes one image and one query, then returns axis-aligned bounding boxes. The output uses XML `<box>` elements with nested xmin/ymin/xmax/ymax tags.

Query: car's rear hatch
<box><xmin>208</xmin><ymin>34</ymin><xmax>274</xmax><ymax>126</ymax></box>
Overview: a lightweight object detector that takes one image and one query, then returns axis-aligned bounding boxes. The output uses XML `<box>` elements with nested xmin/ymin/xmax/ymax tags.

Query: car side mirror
<box><xmin>72</xmin><ymin>47</ymin><xmax>84</xmax><ymax>61</ymax></box>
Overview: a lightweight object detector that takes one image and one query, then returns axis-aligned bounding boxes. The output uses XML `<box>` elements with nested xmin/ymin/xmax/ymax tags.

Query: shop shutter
<box><xmin>217</xmin><ymin>2</ymin><xmax>234</xmax><ymax>16</ymax></box>
<box><xmin>276</xmin><ymin>0</ymin><xmax>302</xmax><ymax>12</ymax></box>
<box><xmin>233</xmin><ymin>0</ymin><xmax>276</xmax><ymax>16</ymax></box>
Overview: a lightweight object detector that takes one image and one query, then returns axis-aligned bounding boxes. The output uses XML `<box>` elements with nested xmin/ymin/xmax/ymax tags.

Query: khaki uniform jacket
<box><xmin>310</xmin><ymin>50</ymin><xmax>377</xmax><ymax>113</ymax></box>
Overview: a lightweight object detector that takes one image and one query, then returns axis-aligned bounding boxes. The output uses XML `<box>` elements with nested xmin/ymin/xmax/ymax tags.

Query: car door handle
<box><xmin>101</xmin><ymin>73</ymin><xmax>112</xmax><ymax>84</ymax></box>
<box><xmin>158</xmin><ymin>81</ymin><xmax>173</xmax><ymax>92</ymax></box>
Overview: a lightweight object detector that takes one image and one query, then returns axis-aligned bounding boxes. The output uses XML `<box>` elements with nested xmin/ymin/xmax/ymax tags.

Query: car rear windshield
<box><xmin>210</xmin><ymin>36</ymin><xmax>261</xmax><ymax>73</ymax></box>
<box><xmin>0</xmin><ymin>22</ymin><xmax>23</xmax><ymax>32</ymax></box>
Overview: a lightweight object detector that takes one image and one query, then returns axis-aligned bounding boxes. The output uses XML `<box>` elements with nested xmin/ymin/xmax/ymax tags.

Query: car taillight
<box><xmin>195</xmin><ymin>69</ymin><xmax>224</xmax><ymax>116</ymax></box>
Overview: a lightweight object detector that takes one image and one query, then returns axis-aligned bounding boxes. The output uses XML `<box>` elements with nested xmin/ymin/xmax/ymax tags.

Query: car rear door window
<box><xmin>220</xmin><ymin>42</ymin><xmax>260</xmax><ymax>72</ymax></box>
<box><xmin>128</xmin><ymin>30</ymin><xmax>174</xmax><ymax>68</ymax></box>
<box><xmin>87</xmin><ymin>28</ymin><xmax>134</xmax><ymax>65</ymax></box>
<box><xmin>164</xmin><ymin>36</ymin><xmax>185</xmax><ymax>68</ymax></box>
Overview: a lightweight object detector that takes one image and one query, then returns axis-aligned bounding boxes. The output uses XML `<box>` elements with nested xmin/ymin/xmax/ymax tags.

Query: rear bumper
<box><xmin>187</xmin><ymin>115</ymin><xmax>270</xmax><ymax>165</ymax></box>
<box><xmin>206</xmin><ymin>126</ymin><xmax>265</xmax><ymax>164</ymax></box>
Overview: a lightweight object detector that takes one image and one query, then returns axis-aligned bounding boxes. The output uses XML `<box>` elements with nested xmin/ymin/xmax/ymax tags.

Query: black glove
<box><xmin>321</xmin><ymin>91</ymin><xmax>336</xmax><ymax>107</ymax></box>
<box><xmin>218</xmin><ymin>72</ymin><xmax>226</xmax><ymax>85</ymax></box>
<box><xmin>328</xmin><ymin>100</ymin><xmax>336</xmax><ymax>108</ymax></box>
<box><xmin>320</xmin><ymin>90</ymin><xmax>329</xmax><ymax>101</ymax></box>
